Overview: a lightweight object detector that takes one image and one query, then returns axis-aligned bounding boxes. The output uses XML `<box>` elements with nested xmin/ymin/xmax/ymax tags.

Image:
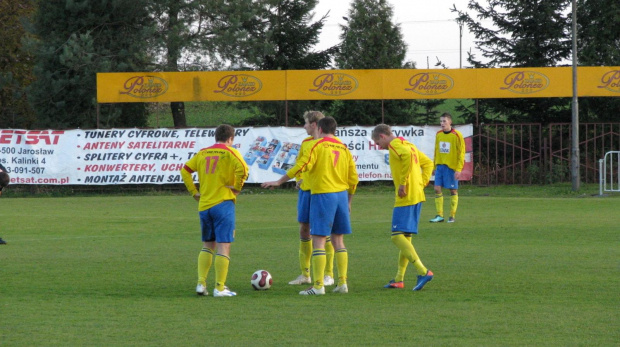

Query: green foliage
<box><xmin>28</xmin><ymin>0</ymin><xmax>154</xmax><ymax>129</ymax></box>
<box><xmin>237</xmin><ymin>0</ymin><xmax>338</xmax><ymax>126</ymax></box>
<box><xmin>1</xmin><ymin>190</ymin><xmax>618</xmax><ymax>345</ymax></box>
<box><xmin>0</xmin><ymin>0</ymin><xmax>36</xmax><ymax>128</ymax></box>
<box><xmin>453</xmin><ymin>0</ymin><xmax>573</xmax><ymax>124</ymax></box>
<box><xmin>330</xmin><ymin>0</ymin><xmax>419</xmax><ymax>125</ymax></box>
<box><xmin>576</xmin><ymin>0</ymin><xmax>620</xmax><ymax>121</ymax></box>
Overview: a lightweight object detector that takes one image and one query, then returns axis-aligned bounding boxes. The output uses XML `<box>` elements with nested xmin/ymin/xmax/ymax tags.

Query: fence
<box><xmin>472</xmin><ymin>123</ymin><xmax>620</xmax><ymax>185</ymax></box>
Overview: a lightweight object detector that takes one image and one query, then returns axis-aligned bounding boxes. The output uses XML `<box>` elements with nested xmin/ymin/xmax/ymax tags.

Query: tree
<box><xmin>0</xmin><ymin>0</ymin><xmax>36</xmax><ymax>128</ymax></box>
<box><xmin>331</xmin><ymin>0</ymin><xmax>418</xmax><ymax>126</ymax></box>
<box><xmin>238</xmin><ymin>0</ymin><xmax>338</xmax><ymax>126</ymax></box>
<box><xmin>148</xmin><ymin>0</ymin><xmax>263</xmax><ymax>127</ymax></box>
<box><xmin>576</xmin><ymin>0</ymin><xmax>620</xmax><ymax>121</ymax></box>
<box><xmin>452</xmin><ymin>0</ymin><xmax>573</xmax><ymax>124</ymax></box>
<box><xmin>28</xmin><ymin>0</ymin><xmax>154</xmax><ymax>129</ymax></box>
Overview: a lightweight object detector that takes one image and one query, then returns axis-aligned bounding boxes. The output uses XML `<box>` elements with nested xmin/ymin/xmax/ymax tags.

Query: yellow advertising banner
<box><xmin>383</xmin><ymin>69</ymin><xmax>478</xmax><ymax>99</ymax></box>
<box><xmin>286</xmin><ymin>69</ymin><xmax>384</xmax><ymax>100</ymax></box>
<box><xmin>97</xmin><ymin>67</ymin><xmax>620</xmax><ymax>103</ymax></box>
<box><xmin>577</xmin><ymin>67</ymin><xmax>620</xmax><ymax>97</ymax></box>
<box><xmin>205</xmin><ymin>70</ymin><xmax>286</xmax><ymax>101</ymax></box>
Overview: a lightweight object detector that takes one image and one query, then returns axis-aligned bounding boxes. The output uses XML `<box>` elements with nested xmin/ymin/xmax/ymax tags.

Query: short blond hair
<box><xmin>371</xmin><ymin>124</ymin><xmax>392</xmax><ymax>140</ymax></box>
<box><xmin>303</xmin><ymin>111</ymin><xmax>325</xmax><ymax>124</ymax></box>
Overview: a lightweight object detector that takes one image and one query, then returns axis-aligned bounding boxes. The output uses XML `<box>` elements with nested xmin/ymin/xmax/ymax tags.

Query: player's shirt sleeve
<box><xmin>346</xmin><ymin>148</ymin><xmax>359</xmax><ymax>195</ymax></box>
<box><xmin>455</xmin><ymin>129</ymin><xmax>466</xmax><ymax>172</ymax></box>
<box><xmin>286</xmin><ymin>137</ymin><xmax>315</xmax><ymax>191</ymax></box>
<box><xmin>231</xmin><ymin>147</ymin><xmax>249</xmax><ymax>191</ymax></box>
<box><xmin>418</xmin><ymin>149</ymin><xmax>434</xmax><ymax>187</ymax></box>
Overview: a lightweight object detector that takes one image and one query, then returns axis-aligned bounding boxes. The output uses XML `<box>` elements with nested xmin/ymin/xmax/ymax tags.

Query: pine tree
<box><xmin>28</xmin><ymin>0</ymin><xmax>154</xmax><ymax>128</ymax></box>
<box><xmin>331</xmin><ymin>0</ymin><xmax>419</xmax><ymax>126</ymax></box>
<box><xmin>452</xmin><ymin>0</ymin><xmax>573</xmax><ymax>124</ymax></box>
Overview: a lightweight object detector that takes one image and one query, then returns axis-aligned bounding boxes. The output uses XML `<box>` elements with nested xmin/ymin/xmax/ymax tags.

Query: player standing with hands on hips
<box><xmin>371</xmin><ymin>125</ymin><xmax>434</xmax><ymax>291</ymax></box>
<box><xmin>430</xmin><ymin>113</ymin><xmax>465</xmax><ymax>223</ymax></box>
<box><xmin>181</xmin><ymin>124</ymin><xmax>249</xmax><ymax>297</ymax></box>
<box><xmin>294</xmin><ymin>117</ymin><xmax>358</xmax><ymax>295</ymax></box>
<box><xmin>0</xmin><ymin>163</ymin><xmax>9</xmax><ymax>244</ymax></box>
<box><xmin>261</xmin><ymin>111</ymin><xmax>336</xmax><ymax>287</ymax></box>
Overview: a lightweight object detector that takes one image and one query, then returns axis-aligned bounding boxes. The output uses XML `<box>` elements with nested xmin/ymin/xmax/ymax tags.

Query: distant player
<box><xmin>261</xmin><ymin>111</ymin><xmax>336</xmax><ymax>287</ymax></box>
<box><xmin>371</xmin><ymin>124</ymin><xmax>434</xmax><ymax>291</ymax></box>
<box><xmin>430</xmin><ymin>113</ymin><xmax>465</xmax><ymax>223</ymax></box>
<box><xmin>0</xmin><ymin>163</ymin><xmax>8</xmax><ymax>244</ymax></box>
<box><xmin>181</xmin><ymin>124</ymin><xmax>249</xmax><ymax>297</ymax></box>
<box><xmin>294</xmin><ymin>116</ymin><xmax>358</xmax><ymax>295</ymax></box>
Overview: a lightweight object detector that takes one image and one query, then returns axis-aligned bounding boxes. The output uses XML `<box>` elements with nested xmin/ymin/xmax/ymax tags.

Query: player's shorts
<box><xmin>297</xmin><ymin>189</ymin><xmax>311</xmax><ymax>224</ymax></box>
<box><xmin>392</xmin><ymin>203</ymin><xmax>422</xmax><ymax>234</ymax></box>
<box><xmin>199</xmin><ymin>200</ymin><xmax>235</xmax><ymax>243</ymax></box>
<box><xmin>309</xmin><ymin>191</ymin><xmax>352</xmax><ymax>236</ymax></box>
<box><xmin>434</xmin><ymin>164</ymin><xmax>459</xmax><ymax>189</ymax></box>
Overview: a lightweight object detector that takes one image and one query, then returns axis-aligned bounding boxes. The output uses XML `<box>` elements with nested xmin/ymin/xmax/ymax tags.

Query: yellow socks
<box><xmin>391</xmin><ymin>233</ymin><xmax>428</xmax><ymax>276</ymax></box>
<box><xmin>435</xmin><ymin>193</ymin><xmax>444</xmax><ymax>217</ymax></box>
<box><xmin>325</xmin><ymin>236</ymin><xmax>335</xmax><ymax>278</ymax></box>
<box><xmin>214</xmin><ymin>253</ymin><xmax>230</xmax><ymax>291</ymax></box>
<box><xmin>300</xmin><ymin>238</ymin><xmax>312</xmax><ymax>278</ymax></box>
<box><xmin>394</xmin><ymin>235</ymin><xmax>411</xmax><ymax>282</ymax></box>
<box><xmin>197</xmin><ymin>247</ymin><xmax>214</xmax><ymax>285</ymax></box>
<box><xmin>311</xmin><ymin>249</ymin><xmax>326</xmax><ymax>288</ymax></box>
<box><xmin>335</xmin><ymin>248</ymin><xmax>348</xmax><ymax>285</ymax></box>
<box><xmin>450</xmin><ymin>192</ymin><xmax>459</xmax><ymax>218</ymax></box>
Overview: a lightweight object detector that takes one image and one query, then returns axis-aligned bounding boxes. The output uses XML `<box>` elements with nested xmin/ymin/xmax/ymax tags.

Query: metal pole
<box><xmin>571</xmin><ymin>0</ymin><xmax>580</xmax><ymax>191</ymax></box>
<box><xmin>458</xmin><ymin>19</ymin><xmax>464</xmax><ymax>69</ymax></box>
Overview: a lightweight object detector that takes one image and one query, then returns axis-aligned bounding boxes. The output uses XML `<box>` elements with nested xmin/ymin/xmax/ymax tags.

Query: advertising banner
<box><xmin>97</xmin><ymin>67</ymin><xmax>620</xmax><ymax>103</ymax></box>
<box><xmin>0</xmin><ymin>125</ymin><xmax>473</xmax><ymax>186</ymax></box>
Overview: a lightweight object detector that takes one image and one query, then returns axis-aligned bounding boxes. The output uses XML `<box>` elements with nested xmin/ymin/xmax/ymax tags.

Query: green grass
<box><xmin>1</xmin><ymin>188</ymin><xmax>618</xmax><ymax>346</ymax></box>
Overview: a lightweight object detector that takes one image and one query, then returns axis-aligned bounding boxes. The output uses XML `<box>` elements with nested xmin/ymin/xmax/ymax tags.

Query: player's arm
<box><xmin>180</xmin><ymin>157</ymin><xmax>199</xmax><ymax>198</ymax></box>
<box><xmin>346</xmin><ymin>149</ymin><xmax>359</xmax><ymax>196</ymax></box>
<box><xmin>455</xmin><ymin>131</ymin><xmax>466</xmax><ymax>174</ymax></box>
<box><xmin>231</xmin><ymin>149</ymin><xmax>249</xmax><ymax>194</ymax></box>
<box><xmin>418</xmin><ymin>150</ymin><xmax>434</xmax><ymax>187</ymax></box>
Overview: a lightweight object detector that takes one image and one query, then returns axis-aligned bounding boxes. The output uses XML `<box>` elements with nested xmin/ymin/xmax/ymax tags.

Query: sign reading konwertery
<box><xmin>0</xmin><ymin>125</ymin><xmax>473</xmax><ymax>185</ymax></box>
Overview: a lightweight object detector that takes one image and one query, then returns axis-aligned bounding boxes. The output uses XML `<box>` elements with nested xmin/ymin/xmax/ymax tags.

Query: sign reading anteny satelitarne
<box><xmin>97</xmin><ymin>67</ymin><xmax>620</xmax><ymax>103</ymax></box>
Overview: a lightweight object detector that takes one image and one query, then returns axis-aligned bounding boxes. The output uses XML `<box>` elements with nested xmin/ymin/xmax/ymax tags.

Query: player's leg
<box><xmin>197</xmin><ymin>210</ymin><xmax>215</xmax><ymax>295</ymax></box>
<box><xmin>431</xmin><ymin>166</ymin><xmax>445</xmax><ymax>222</ymax></box>
<box><xmin>324</xmin><ymin>235</ymin><xmax>335</xmax><ymax>285</ymax></box>
<box><xmin>291</xmin><ymin>190</ymin><xmax>312</xmax><ymax>285</ymax></box>
<box><xmin>449</xmin><ymin>187</ymin><xmax>459</xmax><ymax>223</ymax></box>
<box><xmin>212</xmin><ymin>200</ymin><xmax>237</xmax><ymax>297</ymax></box>
<box><xmin>300</xmin><ymin>193</ymin><xmax>335</xmax><ymax>295</ymax></box>
<box><xmin>331</xmin><ymin>191</ymin><xmax>352</xmax><ymax>293</ymax></box>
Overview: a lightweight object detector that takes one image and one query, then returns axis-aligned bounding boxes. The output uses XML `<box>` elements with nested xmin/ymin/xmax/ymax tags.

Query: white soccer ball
<box><xmin>251</xmin><ymin>270</ymin><xmax>273</xmax><ymax>290</ymax></box>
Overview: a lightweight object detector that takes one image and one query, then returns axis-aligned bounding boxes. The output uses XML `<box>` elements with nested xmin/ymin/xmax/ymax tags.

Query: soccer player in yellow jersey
<box><xmin>430</xmin><ymin>113</ymin><xmax>466</xmax><ymax>223</ymax></box>
<box><xmin>294</xmin><ymin>116</ymin><xmax>358</xmax><ymax>295</ymax></box>
<box><xmin>180</xmin><ymin>124</ymin><xmax>249</xmax><ymax>297</ymax></box>
<box><xmin>261</xmin><ymin>111</ymin><xmax>336</xmax><ymax>287</ymax></box>
<box><xmin>372</xmin><ymin>124</ymin><xmax>434</xmax><ymax>291</ymax></box>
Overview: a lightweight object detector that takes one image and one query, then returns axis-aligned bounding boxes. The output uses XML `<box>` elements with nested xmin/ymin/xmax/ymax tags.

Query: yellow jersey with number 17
<box><xmin>181</xmin><ymin>144</ymin><xmax>249</xmax><ymax>211</ymax></box>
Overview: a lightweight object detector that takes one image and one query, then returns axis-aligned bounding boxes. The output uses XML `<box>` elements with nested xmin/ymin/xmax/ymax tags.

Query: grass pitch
<box><xmin>1</xmin><ymin>186</ymin><xmax>618</xmax><ymax>346</ymax></box>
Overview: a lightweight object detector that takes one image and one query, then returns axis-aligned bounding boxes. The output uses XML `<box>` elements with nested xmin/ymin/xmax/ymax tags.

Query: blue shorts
<box><xmin>297</xmin><ymin>189</ymin><xmax>311</xmax><ymax>224</ymax></box>
<box><xmin>392</xmin><ymin>203</ymin><xmax>422</xmax><ymax>234</ymax></box>
<box><xmin>199</xmin><ymin>200</ymin><xmax>235</xmax><ymax>243</ymax></box>
<box><xmin>309</xmin><ymin>191</ymin><xmax>352</xmax><ymax>236</ymax></box>
<box><xmin>435</xmin><ymin>164</ymin><xmax>459</xmax><ymax>189</ymax></box>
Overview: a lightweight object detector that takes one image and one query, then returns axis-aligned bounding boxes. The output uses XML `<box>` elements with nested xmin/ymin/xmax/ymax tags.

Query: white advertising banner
<box><xmin>0</xmin><ymin>125</ymin><xmax>473</xmax><ymax>186</ymax></box>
